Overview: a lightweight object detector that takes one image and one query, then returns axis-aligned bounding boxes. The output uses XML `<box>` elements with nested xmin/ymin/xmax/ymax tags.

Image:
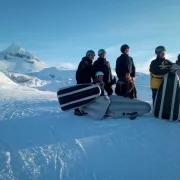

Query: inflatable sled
<box><xmin>81</xmin><ymin>95</ymin><xmax>151</xmax><ymax>120</ymax></box>
<box><xmin>57</xmin><ymin>84</ymin><xmax>151</xmax><ymax>120</ymax></box>
<box><xmin>106</xmin><ymin>96</ymin><xmax>151</xmax><ymax>119</ymax></box>
<box><xmin>57</xmin><ymin>84</ymin><xmax>101</xmax><ymax>111</ymax></box>
<box><xmin>154</xmin><ymin>71</ymin><xmax>180</xmax><ymax>121</ymax></box>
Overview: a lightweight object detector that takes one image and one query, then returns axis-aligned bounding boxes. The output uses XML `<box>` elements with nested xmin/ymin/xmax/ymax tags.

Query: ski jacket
<box><xmin>76</xmin><ymin>57</ymin><xmax>93</xmax><ymax>84</ymax></box>
<box><xmin>149</xmin><ymin>57</ymin><xmax>172</xmax><ymax>89</ymax></box>
<box><xmin>115</xmin><ymin>54</ymin><xmax>136</xmax><ymax>79</ymax></box>
<box><xmin>93</xmin><ymin>57</ymin><xmax>113</xmax><ymax>84</ymax></box>
<box><xmin>176</xmin><ymin>60</ymin><xmax>180</xmax><ymax>65</ymax></box>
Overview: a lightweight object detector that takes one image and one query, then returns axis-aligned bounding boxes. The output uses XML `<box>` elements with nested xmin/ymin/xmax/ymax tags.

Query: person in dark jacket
<box><xmin>76</xmin><ymin>50</ymin><xmax>95</xmax><ymax>84</ymax></box>
<box><xmin>75</xmin><ymin>50</ymin><xmax>95</xmax><ymax>116</ymax></box>
<box><xmin>93</xmin><ymin>49</ymin><xmax>116</xmax><ymax>95</ymax></box>
<box><xmin>176</xmin><ymin>54</ymin><xmax>180</xmax><ymax>65</ymax></box>
<box><xmin>149</xmin><ymin>46</ymin><xmax>173</xmax><ymax>104</ymax></box>
<box><xmin>115</xmin><ymin>44</ymin><xmax>137</xmax><ymax>98</ymax></box>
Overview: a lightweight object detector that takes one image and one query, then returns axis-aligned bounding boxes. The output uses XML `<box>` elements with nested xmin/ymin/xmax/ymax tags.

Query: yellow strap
<box><xmin>162</xmin><ymin>61</ymin><xmax>165</xmax><ymax>69</ymax></box>
<box><xmin>150</xmin><ymin>72</ymin><xmax>164</xmax><ymax>79</ymax></box>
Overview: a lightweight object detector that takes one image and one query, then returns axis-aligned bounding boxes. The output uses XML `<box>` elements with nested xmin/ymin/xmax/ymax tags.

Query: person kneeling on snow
<box><xmin>115</xmin><ymin>44</ymin><xmax>137</xmax><ymax>98</ymax></box>
<box><xmin>149</xmin><ymin>46</ymin><xmax>173</xmax><ymax>105</ymax></box>
<box><xmin>75</xmin><ymin>50</ymin><xmax>95</xmax><ymax>116</ymax></box>
<box><xmin>93</xmin><ymin>71</ymin><xmax>105</xmax><ymax>96</ymax></box>
<box><xmin>93</xmin><ymin>49</ymin><xmax>116</xmax><ymax>96</ymax></box>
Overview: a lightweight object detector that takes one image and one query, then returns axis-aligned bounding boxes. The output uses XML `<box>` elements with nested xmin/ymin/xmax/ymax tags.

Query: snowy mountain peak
<box><xmin>0</xmin><ymin>43</ymin><xmax>46</xmax><ymax>73</ymax></box>
<box><xmin>3</xmin><ymin>42</ymin><xmax>35</xmax><ymax>59</ymax></box>
<box><xmin>4</xmin><ymin>42</ymin><xmax>21</xmax><ymax>56</ymax></box>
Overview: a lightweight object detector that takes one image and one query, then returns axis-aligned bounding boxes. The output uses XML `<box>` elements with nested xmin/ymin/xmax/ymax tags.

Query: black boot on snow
<box><xmin>74</xmin><ymin>109</ymin><xmax>87</xmax><ymax>116</ymax></box>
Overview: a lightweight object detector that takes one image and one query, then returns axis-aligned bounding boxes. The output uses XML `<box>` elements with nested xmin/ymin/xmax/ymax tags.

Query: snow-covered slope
<box><xmin>31</xmin><ymin>68</ymin><xmax>150</xmax><ymax>93</ymax></box>
<box><xmin>30</xmin><ymin>67</ymin><xmax>76</xmax><ymax>91</ymax></box>
<box><xmin>5</xmin><ymin>72</ymin><xmax>47</xmax><ymax>87</ymax></box>
<box><xmin>31</xmin><ymin>67</ymin><xmax>75</xmax><ymax>81</ymax></box>
<box><xmin>0</xmin><ymin>43</ymin><xmax>46</xmax><ymax>73</ymax></box>
<box><xmin>1</xmin><ymin>68</ymin><xmax>180</xmax><ymax>180</ymax></box>
<box><xmin>0</xmin><ymin>71</ymin><xmax>16</xmax><ymax>85</ymax></box>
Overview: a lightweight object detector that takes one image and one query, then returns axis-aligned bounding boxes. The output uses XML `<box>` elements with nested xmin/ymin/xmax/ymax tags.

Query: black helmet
<box><xmin>121</xmin><ymin>44</ymin><xmax>129</xmax><ymax>53</ymax></box>
<box><xmin>155</xmin><ymin>46</ymin><xmax>166</xmax><ymax>55</ymax></box>
<box><xmin>178</xmin><ymin>54</ymin><xmax>180</xmax><ymax>60</ymax></box>
<box><xmin>86</xmin><ymin>50</ymin><xmax>95</xmax><ymax>57</ymax></box>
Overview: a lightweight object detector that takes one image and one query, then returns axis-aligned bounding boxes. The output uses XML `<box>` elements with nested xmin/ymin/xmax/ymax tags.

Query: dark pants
<box><xmin>133</xmin><ymin>86</ymin><xmax>137</xmax><ymax>98</ymax></box>
<box><xmin>104</xmin><ymin>83</ymin><xmax>113</xmax><ymax>96</ymax></box>
<box><xmin>152</xmin><ymin>89</ymin><xmax>158</xmax><ymax>105</ymax></box>
<box><xmin>75</xmin><ymin>81</ymin><xmax>91</xmax><ymax>112</ymax></box>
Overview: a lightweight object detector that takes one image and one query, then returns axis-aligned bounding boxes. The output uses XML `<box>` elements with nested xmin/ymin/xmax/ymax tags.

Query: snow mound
<box><xmin>6</xmin><ymin>72</ymin><xmax>47</xmax><ymax>87</ymax></box>
<box><xmin>0</xmin><ymin>71</ymin><xmax>16</xmax><ymax>85</ymax></box>
<box><xmin>0</xmin><ymin>43</ymin><xmax>46</xmax><ymax>73</ymax></box>
<box><xmin>30</xmin><ymin>67</ymin><xmax>76</xmax><ymax>91</ymax></box>
<box><xmin>32</xmin><ymin>67</ymin><xmax>76</xmax><ymax>81</ymax></box>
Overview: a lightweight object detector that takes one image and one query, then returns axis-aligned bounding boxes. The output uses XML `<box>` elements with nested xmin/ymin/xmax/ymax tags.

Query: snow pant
<box><xmin>152</xmin><ymin>88</ymin><xmax>158</xmax><ymax>105</ymax></box>
<box><xmin>104</xmin><ymin>83</ymin><xmax>113</xmax><ymax>96</ymax></box>
<box><xmin>75</xmin><ymin>81</ymin><xmax>92</xmax><ymax>112</ymax></box>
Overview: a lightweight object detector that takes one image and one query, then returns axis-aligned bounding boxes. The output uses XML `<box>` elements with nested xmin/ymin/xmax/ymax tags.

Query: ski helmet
<box><xmin>178</xmin><ymin>54</ymin><xmax>180</xmax><ymax>60</ymax></box>
<box><xmin>86</xmin><ymin>50</ymin><xmax>95</xmax><ymax>57</ymax></box>
<box><xmin>155</xmin><ymin>46</ymin><xmax>166</xmax><ymax>55</ymax></box>
<box><xmin>95</xmin><ymin>71</ymin><xmax>104</xmax><ymax>77</ymax></box>
<box><xmin>98</xmin><ymin>49</ymin><xmax>106</xmax><ymax>56</ymax></box>
<box><xmin>121</xmin><ymin>44</ymin><xmax>129</xmax><ymax>53</ymax></box>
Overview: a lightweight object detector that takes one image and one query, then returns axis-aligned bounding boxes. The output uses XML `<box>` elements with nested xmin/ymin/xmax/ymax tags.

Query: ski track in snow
<box><xmin>49</xmin><ymin>125</ymin><xmax>66</xmax><ymax>180</ymax></box>
<box><xmin>75</xmin><ymin>139</ymin><xmax>87</xmax><ymax>157</ymax></box>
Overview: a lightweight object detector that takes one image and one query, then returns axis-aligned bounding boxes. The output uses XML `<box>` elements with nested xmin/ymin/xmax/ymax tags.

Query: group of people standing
<box><xmin>75</xmin><ymin>44</ymin><xmax>180</xmax><ymax>116</ymax></box>
<box><xmin>75</xmin><ymin>44</ymin><xmax>136</xmax><ymax>116</ymax></box>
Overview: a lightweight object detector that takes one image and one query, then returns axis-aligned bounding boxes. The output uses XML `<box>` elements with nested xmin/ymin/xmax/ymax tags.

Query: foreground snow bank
<box><xmin>0</xmin><ymin>70</ymin><xmax>180</xmax><ymax>180</ymax></box>
<box><xmin>0</xmin><ymin>104</ymin><xmax>180</xmax><ymax>180</ymax></box>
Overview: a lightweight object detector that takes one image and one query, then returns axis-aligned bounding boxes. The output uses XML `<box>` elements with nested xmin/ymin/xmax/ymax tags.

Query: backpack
<box><xmin>115</xmin><ymin>77</ymin><xmax>136</xmax><ymax>98</ymax></box>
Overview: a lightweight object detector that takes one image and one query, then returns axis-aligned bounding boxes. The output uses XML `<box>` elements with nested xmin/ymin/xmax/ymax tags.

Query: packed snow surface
<box><xmin>0</xmin><ymin>65</ymin><xmax>180</xmax><ymax>180</ymax></box>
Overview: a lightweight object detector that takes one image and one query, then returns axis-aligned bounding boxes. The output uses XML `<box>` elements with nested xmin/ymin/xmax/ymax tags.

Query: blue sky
<box><xmin>0</xmin><ymin>0</ymin><xmax>180</xmax><ymax>72</ymax></box>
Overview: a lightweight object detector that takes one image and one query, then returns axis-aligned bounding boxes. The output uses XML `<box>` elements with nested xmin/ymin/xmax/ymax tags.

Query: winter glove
<box><xmin>132</xmin><ymin>77</ymin><xmax>135</xmax><ymax>81</ymax></box>
<box><xmin>125</xmin><ymin>73</ymin><xmax>130</xmax><ymax>79</ymax></box>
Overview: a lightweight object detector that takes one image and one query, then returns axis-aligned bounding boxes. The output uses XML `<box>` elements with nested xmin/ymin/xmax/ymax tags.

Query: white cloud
<box><xmin>166</xmin><ymin>53</ymin><xmax>177</xmax><ymax>62</ymax></box>
<box><xmin>136</xmin><ymin>57</ymin><xmax>155</xmax><ymax>74</ymax></box>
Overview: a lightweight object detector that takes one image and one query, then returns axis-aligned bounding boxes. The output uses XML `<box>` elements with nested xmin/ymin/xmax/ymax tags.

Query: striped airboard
<box><xmin>154</xmin><ymin>72</ymin><xmax>180</xmax><ymax>121</ymax></box>
<box><xmin>57</xmin><ymin>84</ymin><xmax>101</xmax><ymax>111</ymax></box>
